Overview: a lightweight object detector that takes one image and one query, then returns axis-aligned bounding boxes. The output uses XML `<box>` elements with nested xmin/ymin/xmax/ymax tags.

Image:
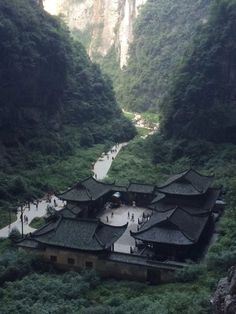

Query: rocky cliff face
<box><xmin>212</xmin><ymin>266</ymin><xmax>236</xmax><ymax>314</ymax></box>
<box><xmin>43</xmin><ymin>0</ymin><xmax>147</xmax><ymax>68</ymax></box>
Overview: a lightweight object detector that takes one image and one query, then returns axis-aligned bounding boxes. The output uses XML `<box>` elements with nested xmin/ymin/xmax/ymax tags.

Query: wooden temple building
<box><xmin>18</xmin><ymin>169</ymin><xmax>222</xmax><ymax>283</ymax></box>
<box><xmin>131</xmin><ymin>169</ymin><xmax>220</xmax><ymax>261</ymax></box>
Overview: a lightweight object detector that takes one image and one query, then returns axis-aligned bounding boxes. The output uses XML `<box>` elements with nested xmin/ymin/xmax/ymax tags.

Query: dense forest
<box><xmin>160</xmin><ymin>0</ymin><xmax>236</xmax><ymax>144</ymax></box>
<box><xmin>117</xmin><ymin>0</ymin><xmax>212</xmax><ymax>112</ymax></box>
<box><xmin>1</xmin><ymin>0</ymin><xmax>236</xmax><ymax>313</ymax></box>
<box><xmin>0</xmin><ymin>0</ymin><xmax>135</xmax><ymax>225</ymax></box>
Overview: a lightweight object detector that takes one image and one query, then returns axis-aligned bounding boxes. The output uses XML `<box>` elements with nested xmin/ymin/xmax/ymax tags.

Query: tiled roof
<box><xmin>112</xmin><ymin>185</ymin><xmax>128</xmax><ymax>192</ymax></box>
<box><xmin>58</xmin><ymin>177</ymin><xmax>113</xmax><ymax>202</ymax></box>
<box><xmin>57</xmin><ymin>205</ymin><xmax>83</xmax><ymax>218</ymax></box>
<box><xmin>157</xmin><ymin>169</ymin><xmax>214</xmax><ymax>195</ymax></box>
<box><xmin>151</xmin><ymin>192</ymin><xmax>166</xmax><ymax>204</ymax></box>
<box><xmin>149</xmin><ymin>187</ymin><xmax>221</xmax><ymax>215</ymax></box>
<box><xmin>131</xmin><ymin>207</ymin><xmax>209</xmax><ymax>245</ymax></box>
<box><xmin>18</xmin><ymin>217</ymin><xmax>127</xmax><ymax>251</ymax></box>
<box><xmin>128</xmin><ymin>182</ymin><xmax>155</xmax><ymax>194</ymax></box>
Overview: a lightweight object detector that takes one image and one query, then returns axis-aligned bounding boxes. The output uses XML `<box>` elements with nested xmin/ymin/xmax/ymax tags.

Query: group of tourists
<box><xmin>20</xmin><ymin>213</ymin><xmax>28</xmax><ymax>224</ymax></box>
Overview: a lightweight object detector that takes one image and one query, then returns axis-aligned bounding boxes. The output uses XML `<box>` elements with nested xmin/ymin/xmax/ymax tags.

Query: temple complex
<box><xmin>18</xmin><ymin>169</ymin><xmax>223</xmax><ymax>283</ymax></box>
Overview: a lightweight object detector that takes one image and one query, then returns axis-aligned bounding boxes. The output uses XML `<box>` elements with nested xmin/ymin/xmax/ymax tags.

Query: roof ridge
<box><xmin>56</xmin><ymin>185</ymin><xmax>75</xmax><ymax>197</ymax></box>
<box><xmin>166</xmin><ymin>206</ymin><xmax>178</xmax><ymax>220</ymax></box>
<box><xmin>183</xmin><ymin>169</ymin><xmax>204</xmax><ymax>193</ymax></box>
<box><xmin>184</xmin><ymin>169</ymin><xmax>214</xmax><ymax>193</ymax></box>
<box><xmin>129</xmin><ymin>181</ymin><xmax>155</xmax><ymax>186</ymax></box>
<box><xmin>169</xmin><ymin>220</ymin><xmax>195</xmax><ymax>242</ymax></box>
<box><xmin>80</xmin><ymin>176</ymin><xmax>94</xmax><ymax>183</ymax></box>
<box><xmin>168</xmin><ymin>207</ymin><xmax>207</xmax><ymax>242</ymax></box>
<box><xmin>174</xmin><ymin>206</ymin><xmax>194</xmax><ymax>216</ymax></box>
<box><xmin>82</xmin><ymin>176</ymin><xmax>115</xmax><ymax>186</ymax></box>
<box><xmin>189</xmin><ymin>168</ymin><xmax>215</xmax><ymax>179</ymax></box>
<box><xmin>33</xmin><ymin>215</ymin><xmax>62</xmax><ymax>238</ymax></box>
<box><xmin>157</xmin><ymin>169</ymin><xmax>189</xmax><ymax>189</ymax></box>
<box><xmin>94</xmin><ymin>232</ymin><xmax>106</xmax><ymax>248</ymax></box>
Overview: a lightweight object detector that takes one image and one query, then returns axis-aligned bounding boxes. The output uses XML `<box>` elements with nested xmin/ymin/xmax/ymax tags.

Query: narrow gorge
<box><xmin>43</xmin><ymin>0</ymin><xmax>147</xmax><ymax>68</ymax></box>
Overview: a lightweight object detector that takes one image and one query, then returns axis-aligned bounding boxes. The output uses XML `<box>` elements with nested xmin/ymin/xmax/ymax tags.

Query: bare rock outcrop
<box><xmin>212</xmin><ymin>266</ymin><xmax>236</xmax><ymax>314</ymax></box>
<box><xmin>43</xmin><ymin>0</ymin><xmax>147</xmax><ymax>68</ymax></box>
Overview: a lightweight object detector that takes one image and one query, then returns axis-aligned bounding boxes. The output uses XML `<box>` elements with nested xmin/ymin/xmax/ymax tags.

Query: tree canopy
<box><xmin>117</xmin><ymin>0</ymin><xmax>212</xmax><ymax>112</ymax></box>
<box><xmin>160</xmin><ymin>0</ymin><xmax>236</xmax><ymax>143</ymax></box>
<box><xmin>0</xmin><ymin>0</ymin><xmax>135</xmax><ymax>146</ymax></box>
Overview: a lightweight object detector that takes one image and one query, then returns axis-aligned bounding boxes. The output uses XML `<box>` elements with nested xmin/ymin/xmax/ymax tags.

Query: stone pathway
<box><xmin>93</xmin><ymin>143</ymin><xmax>127</xmax><ymax>180</ymax></box>
<box><xmin>0</xmin><ymin>114</ymin><xmax>155</xmax><ymax>238</ymax></box>
<box><xmin>0</xmin><ymin>196</ymin><xmax>64</xmax><ymax>238</ymax></box>
<box><xmin>99</xmin><ymin>205</ymin><xmax>152</xmax><ymax>253</ymax></box>
<box><xmin>0</xmin><ymin>143</ymin><xmax>126</xmax><ymax>238</ymax></box>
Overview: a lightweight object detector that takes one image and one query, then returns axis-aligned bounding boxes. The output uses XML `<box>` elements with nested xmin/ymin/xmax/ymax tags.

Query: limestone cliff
<box><xmin>43</xmin><ymin>0</ymin><xmax>147</xmax><ymax>68</ymax></box>
<box><xmin>212</xmin><ymin>266</ymin><xmax>236</xmax><ymax>314</ymax></box>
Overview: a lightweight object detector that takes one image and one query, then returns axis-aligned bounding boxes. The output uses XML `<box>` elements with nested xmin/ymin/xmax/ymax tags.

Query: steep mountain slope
<box><xmin>0</xmin><ymin>0</ymin><xmax>134</xmax><ymax>146</ymax></box>
<box><xmin>161</xmin><ymin>0</ymin><xmax>236</xmax><ymax>143</ymax></box>
<box><xmin>43</xmin><ymin>0</ymin><xmax>147</xmax><ymax>68</ymax></box>
<box><xmin>0</xmin><ymin>0</ymin><xmax>135</xmax><ymax>218</ymax></box>
<box><xmin>118</xmin><ymin>0</ymin><xmax>212</xmax><ymax>111</ymax></box>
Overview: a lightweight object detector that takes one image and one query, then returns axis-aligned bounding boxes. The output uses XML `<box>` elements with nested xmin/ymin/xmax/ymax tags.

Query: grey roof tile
<box><xmin>158</xmin><ymin>169</ymin><xmax>214</xmax><ymax>195</ymax></box>
<box><xmin>131</xmin><ymin>207</ymin><xmax>209</xmax><ymax>245</ymax></box>
<box><xmin>128</xmin><ymin>183</ymin><xmax>155</xmax><ymax>194</ymax></box>
<box><xmin>58</xmin><ymin>177</ymin><xmax>113</xmax><ymax>202</ymax></box>
<box><xmin>19</xmin><ymin>217</ymin><xmax>127</xmax><ymax>251</ymax></box>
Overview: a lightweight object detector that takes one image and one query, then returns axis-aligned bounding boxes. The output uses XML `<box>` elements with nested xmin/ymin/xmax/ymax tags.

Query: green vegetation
<box><xmin>136</xmin><ymin>127</ymin><xmax>150</xmax><ymax>137</ymax></box>
<box><xmin>108</xmin><ymin>138</ymin><xmax>157</xmax><ymax>185</ymax></box>
<box><xmin>140</xmin><ymin>112</ymin><xmax>159</xmax><ymax>124</ymax></box>
<box><xmin>0</xmin><ymin>0</ymin><xmax>136</xmax><ymax>226</ymax></box>
<box><xmin>117</xmin><ymin>0</ymin><xmax>212</xmax><ymax>112</ymax></box>
<box><xmin>0</xmin><ymin>211</ymin><xmax>17</xmax><ymax>230</ymax></box>
<box><xmin>0</xmin><ymin>238</ymin><xmax>211</xmax><ymax>314</ymax></box>
<box><xmin>29</xmin><ymin>217</ymin><xmax>46</xmax><ymax>229</ymax></box>
<box><xmin>160</xmin><ymin>0</ymin><xmax>236</xmax><ymax>144</ymax></box>
<box><xmin>123</xmin><ymin>111</ymin><xmax>136</xmax><ymax>121</ymax></box>
<box><xmin>1</xmin><ymin>0</ymin><xmax>236</xmax><ymax>313</ymax></box>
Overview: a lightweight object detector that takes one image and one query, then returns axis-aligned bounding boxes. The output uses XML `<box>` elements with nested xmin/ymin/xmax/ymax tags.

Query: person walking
<box><xmin>131</xmin><ymin>213</ymin><xmax>134</xmax><ymax>222</ymax></box>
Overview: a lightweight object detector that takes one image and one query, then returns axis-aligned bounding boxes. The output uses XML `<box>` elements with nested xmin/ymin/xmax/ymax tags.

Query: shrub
<box><xmin>175</xmin><ymin>263</ymin><xmax>206</xmax><ymax>282</ymax></box>
<box><xmin>8</xmin><ymin>227</ymin><xmax>21</xmax><ymax>242</ymax></box>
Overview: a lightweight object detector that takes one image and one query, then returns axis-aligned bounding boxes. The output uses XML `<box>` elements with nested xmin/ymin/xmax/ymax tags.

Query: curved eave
<box><xmin>131</xmin><ymin>232</ymin><xmax>194</xmax><ymax>246</ymax></box>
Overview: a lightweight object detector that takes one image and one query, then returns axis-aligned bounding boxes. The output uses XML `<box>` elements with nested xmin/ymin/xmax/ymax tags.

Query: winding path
<box><xmin>0</xmin><ymin>114</ymin><xmax>158</xmax><ymax>238</ymax></box>
<box><xmin>0</xmin><ymin>143</ymin><xmax>127</xmax><ymax>238</ymax></box>
<box><xmin>93</xmin><ymin>143</ymin><xmax>127</xmax><ymax>180</ymax></box>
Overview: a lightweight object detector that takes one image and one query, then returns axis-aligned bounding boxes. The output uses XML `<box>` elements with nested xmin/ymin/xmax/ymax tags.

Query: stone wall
<box><xmin>41</xmin><ymin>247</ymin><xmax>175</xmax><ymax>283</ymax></box>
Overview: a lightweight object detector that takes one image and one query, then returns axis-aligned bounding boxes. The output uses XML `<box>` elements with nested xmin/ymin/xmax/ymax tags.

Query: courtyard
<box><xmin>99</xmin><ymin>204</ymin><xmax>152</xmax><ymax>253</ymax></box>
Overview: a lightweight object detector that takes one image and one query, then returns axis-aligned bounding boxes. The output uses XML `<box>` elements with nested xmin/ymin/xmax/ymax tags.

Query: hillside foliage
<box><xmin>117</xmin><ymin>0</ymin><xmax>212</xmax><ymax>112</ymax></box>
<box><xmin>0</xmin><ymin>0</ymin><xmax>135</xmax><ymax>225</ymax></box>
<box><xmin>160</xmin><ymin>0</ymin><xmax>236</xmax><ymax>143</ymax></box>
